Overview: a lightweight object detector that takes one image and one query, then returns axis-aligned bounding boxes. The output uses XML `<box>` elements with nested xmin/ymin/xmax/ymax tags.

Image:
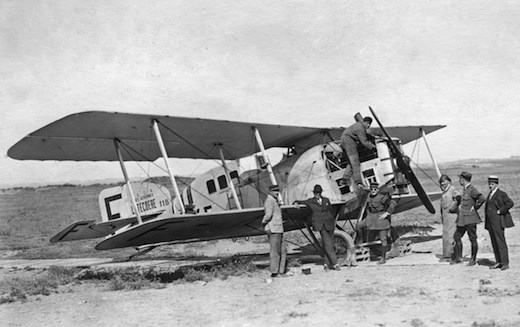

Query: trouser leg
<box><xmin>320</xmin><ymin>229</ymin><xmax>337</xmax><ymax>267</ymax></box>
<box><xmin>489</xmin><ymin>229</ymin><xmax>500</xmax><ymax>264</ymax></box>
<box><xmin>467</xmin><ymin>225</ymin><xmax>478</xmax><ymax>261</ymax></box>
<box><xmin>493</xmin><ymin>227</ymin><xmax>508</xmax><ymax>265</ymax></box>
<box><xmin>268</xmin><ymin>232</ymin><xmax>282</xmax><ymax>274</ymax></box>
<box><xmin>453</xmin><ymin>226</ymin><xmax>465</xmax><ymax>260</ymax></box>
<box><xmin>341</xmin><ymin>137</ymin><xmax>361</xmax><ymax>184</ymax></box>
<box><xmin>279</xmin><ymin>236</ymin><xmax>287</xmax><ymax>274</ymax></box>
<box><xmin>378</xmin><ymin>229</ymin><xmax>389</xmax><ymax>264</ymax></box>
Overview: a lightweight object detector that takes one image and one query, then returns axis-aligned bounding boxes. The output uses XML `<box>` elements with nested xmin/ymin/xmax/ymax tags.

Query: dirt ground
<box><xmin>2</xmin><ymin>224</ymin><xmax>520</xmax><ymax>327</ymax></box>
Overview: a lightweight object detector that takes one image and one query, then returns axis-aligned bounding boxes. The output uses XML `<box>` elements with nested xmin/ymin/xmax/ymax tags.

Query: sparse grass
<box><xmin>0</xmin><ymin>266</ymin><xmax>81</xmax><ymax>304</ymax></box>
<box><xmin>178</xmin><ymin>255</ymin><xmax>259</xmax><ymax>282</ymax></box>
<box><xmin>0</xmin><ymin>255</ymin><xmax>261</xmax><ymax>304</ymax></box>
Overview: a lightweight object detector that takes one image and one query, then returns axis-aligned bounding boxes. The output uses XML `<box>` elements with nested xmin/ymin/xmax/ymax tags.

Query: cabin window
<box><xmin>206</xmin><ymin>180</ymin><xmax>216</xmax><ymax>194</ymax></box>
<box><xmin>218</xmin><ymin>175</ymin><xmax>228</xmax><ymax>189</ymax></box>
<box><xmin>230</xmin><ymin>170</ymin><xmax>239</xmax><ymax>180</ymax></box>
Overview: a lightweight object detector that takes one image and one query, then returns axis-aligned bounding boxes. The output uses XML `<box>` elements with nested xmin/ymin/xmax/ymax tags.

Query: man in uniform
<box><xmin>451</xmin><ymin>171</ymin><xmax>486</xmax><ymax>266</ymax></box>
<box><xmin>262</xmin><ymin>185</ymin><xmax>288</xmax><ymax>279</ymax></box>
<box><xmin>485</xmin><ymin>175</ymin><xmax>514</xmax><ymax>270</ymax></box>
<box><xmin>357</xmin><ymin>182</ymin><xmax>397</xmax><ymax>264</ymax></box>
<box><xmin>294</xmin><ymin>184</ymin><xmax>340</xmax><ymax>271</ymax></box>
<box><xmin>340</xmin><ymin>117</ymin><xmax>376</xmax><ymax>190</ymax></box>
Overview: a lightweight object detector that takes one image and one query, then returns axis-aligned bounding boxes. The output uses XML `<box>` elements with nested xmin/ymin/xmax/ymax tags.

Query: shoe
<box><xmin>283</xmin><ymin>271</ymin><xmax>294</xmax><ymax>276</ymax></box>
<box><xmin>377</xmin><ymin>258</ymin><xmax>387</xmax><ymax>265</ymax></box>
<box><xmin>333</xmin><ymin>264</ymin><xmax>341</xmax><ymax>271</ymax></box>
<box><xmin>270</xmin><ymin>273</ymin><xmax>278</xmax><ymax>278</ymax></box>
<box><xmin>323</xmin><ymin>264</ymin><xmax>330</xmax><ymax>271</ymax></box>
<box><xmin>450</xmin><ymin>258</ymin><xmax>462</xmax><ymax>265</ymax></box>
<box><xmin>278</xmin><ymin>273</ymin><xmax>289</xmax><ymax>278</ymax></box>
<box><xmin>500</xmin><ymin>264</ymin><xmax>509</xmax><ymax>271</ymax></box>
<box><xmin>467</xmin><ymin>260</ymin><xmax>477</xmax><ymax>267</ymax></box>
<box><xmin>489</xmin><ymin>263</ymin><xmax>502</xmax><ymax>270</ymax></box>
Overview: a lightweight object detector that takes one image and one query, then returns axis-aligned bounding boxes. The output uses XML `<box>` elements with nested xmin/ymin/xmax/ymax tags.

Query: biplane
<box><xmin>7</xmin><ymin>107</ymin><xmax>445</xmax><ymax>261</ymax></box>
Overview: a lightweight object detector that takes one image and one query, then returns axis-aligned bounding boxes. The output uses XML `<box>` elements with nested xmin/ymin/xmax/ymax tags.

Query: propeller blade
<box><xmin>369</xmin><ymin>107</ymin><xmax>436</xmax><ymax>214</ymax></box>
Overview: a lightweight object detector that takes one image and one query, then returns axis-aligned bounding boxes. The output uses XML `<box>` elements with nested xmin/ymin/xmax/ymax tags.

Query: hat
<box><xmin>269</xmin><ymin>185</ymin><xmax>280</xmax><ymax>191</ymax></box>
<box><xmin>313</xmin><ymin>184</ymin><xmax>322</xmax><ymax>193</ymax></box>
<box><xmin>363</xmin><ymin>117</ymin><xmax>373</xmax><ymax>124</ymax></box>
<box><xmin>369</xmin><ymin>182</ymin><xmax>379</xmax><ymax>189</ymax></box>
<box><xmin>458</xmin><ymin>171</ymin><xmax>472</xmax><ymax>181</ymax></box>
<box><xmin>488</xmin><ymin>175</ymin><xmax>499</xmax><ymax>184</ymax></box>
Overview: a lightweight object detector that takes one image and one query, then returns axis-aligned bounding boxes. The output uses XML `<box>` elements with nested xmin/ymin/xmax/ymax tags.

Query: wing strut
<box><xmin>114</xmin><ymin>139</ymin><xmax>143</xmax><ymax>224</ymax></box>
<box><xmin>253</xmin><ymin>127</ymin><xmax>279</xmax><ymax>187</ymax></box>
<box><xmin>421</xmin><ymin>128</ymin><xmax>442</xmax><ymax>178</ymax></box>
<box><xmin>217</xmin><ymin>144</ymin><xmax>243</xmax><ymax>210</ymax></box>
<box><xmin>152</xmin><ymin>120</ymin><xmax>185</xmax><ymax>214</ymax></box>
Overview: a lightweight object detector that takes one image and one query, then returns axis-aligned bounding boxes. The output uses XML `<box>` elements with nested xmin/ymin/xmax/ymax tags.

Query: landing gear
<box><xmin>333</xmin><ymin>230</ymin><xmax>356</xmax><ymax>267</ymax></box>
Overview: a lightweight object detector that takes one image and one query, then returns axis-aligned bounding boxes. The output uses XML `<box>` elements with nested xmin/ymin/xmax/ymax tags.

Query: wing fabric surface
<box><xmin>95</xmin><ymin>206</ymin><xmax>312</xmax><ymax>250</ymax></box>
<box><xmin>8</xmin><ymin>111</ymin><xmax>445</xmax><ymax>162</ymax></box>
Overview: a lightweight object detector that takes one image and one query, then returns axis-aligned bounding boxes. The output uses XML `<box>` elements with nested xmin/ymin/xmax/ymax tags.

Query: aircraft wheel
<box><xmin>333</xmin><ymin>231</ymin><xmax>356</xmax><ymax>267</ymax></box>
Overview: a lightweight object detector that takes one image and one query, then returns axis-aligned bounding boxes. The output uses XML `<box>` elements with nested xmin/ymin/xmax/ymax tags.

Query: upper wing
<box><xmin>326</xmin><ymin>125</ymin><xmax>445</xmax><ymax>146</ymax></box>
<box><xmin>8</xmin><ymin>111</ymin><xmax>330</xmax><ymax>161</ymax></box>
<box><xmin>8</xmin><ymin>111</ymin><xmax>445</xmax><ymax>161</ymax></box>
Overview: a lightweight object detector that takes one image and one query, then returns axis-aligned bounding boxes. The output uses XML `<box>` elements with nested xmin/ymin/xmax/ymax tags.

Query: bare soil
<box><xmin>2</xmin><ymin>224</ymin><xmax>520</xmax><ymax>327</ymax></box>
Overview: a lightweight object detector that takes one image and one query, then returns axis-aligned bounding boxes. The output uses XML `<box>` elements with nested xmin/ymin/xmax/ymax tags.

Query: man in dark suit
<box><xmin>451</xmin><ymin>171</ymin><xmax>486</xmax><ymax>266</ymax></box>
<box><xmin>294</xmin><ymin>184</ymin><xmax>340</xmax><ymax>270</ymax></box>
<box><xmin>485</xmin><ymin>175</ymin><xmax>514</xmax><ymax>271</ymax></box>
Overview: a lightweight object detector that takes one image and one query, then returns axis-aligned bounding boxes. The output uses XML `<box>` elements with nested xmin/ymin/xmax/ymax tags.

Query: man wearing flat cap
<box><xmin>262</xmin><ymin>185</ymin><xmax>288</xmax><ymax>278</ymax></box>
<box><xmin>485</xmin><ymin>175</ymin><xmax>514</xmax><ymax>270</ymax></box>
<box><xmin>356</xmin><ymin>182</ymin><xmax>397</xmax><ymax>264</ymax></box>
<box><xmin>294</xmin><ymin>184</ymin><xmax>340</xmax><ymax>270</ymax></box>
<box><xmin>451</xmin><ymin>171</ymin><xmax>486</xmax><ymax>266</ymax></box>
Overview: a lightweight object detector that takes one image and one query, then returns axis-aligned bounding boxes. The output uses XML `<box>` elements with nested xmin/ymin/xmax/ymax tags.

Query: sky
<box><xmin>1</xmin><ymin>0</ymin><xmax>519</xmax><ymax>187</ymax></box>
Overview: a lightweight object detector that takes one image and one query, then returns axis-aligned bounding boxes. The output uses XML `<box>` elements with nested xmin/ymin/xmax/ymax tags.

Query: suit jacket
<box><xmin>457</xmin><ymin>184</ymin><xmax>486</xmax><ymax>226</ymax></box>
<box><xmin>262</xmin><ymin>195</ymin><xmax>283</xmax><ymax>233</ymax></box>
<box><xmin>485</xmin><ymin>188</ymin><xmax>514</xmax><ymax>230</ymax></box>
<box><xmin>302</xmin><ymin>196</ymin><xmax>335</xmax><ymax>231</ymax></box>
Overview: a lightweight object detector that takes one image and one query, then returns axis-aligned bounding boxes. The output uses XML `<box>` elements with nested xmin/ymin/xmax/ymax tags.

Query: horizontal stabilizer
<box><xmin>50</xmin><ymin>217</ymin><xmax>138</xmax><ymax>243</ymax></box>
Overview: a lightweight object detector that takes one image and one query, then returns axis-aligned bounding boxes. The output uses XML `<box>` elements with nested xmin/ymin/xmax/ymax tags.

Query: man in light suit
<box><xmin>262</xmin><ymin>185</ymin><xmax>287</xmax><ymax>278</ymax></box>
<box><xmin>451</xmin><ymin>171</ymin><xmax>486</xmax><ymax>266</ymax></box>
<box><xmin>485</xmin><ymin>175</ymin><xmax>514</xmax><ymax>271</ymax></box>
<box><xmin>294</xmin><ymin>184</ymin><xmax>340</xmax><ymax>270</ymax></box>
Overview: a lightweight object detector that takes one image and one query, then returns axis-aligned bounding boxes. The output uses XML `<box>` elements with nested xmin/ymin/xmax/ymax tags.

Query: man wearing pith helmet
<box><xmin>484</xmin><ymin>175</ymin><xmax>514</xmax><ymax>270</ymax></box>
<box><xmin>451</xmin><ymin>171</ymin><xmax>486</xmax><ymax>266</ymax></box>
<box><xmin>294</xmin><ymin>184</ymin><xmax>340</xmax><ymax>271</ymax></box>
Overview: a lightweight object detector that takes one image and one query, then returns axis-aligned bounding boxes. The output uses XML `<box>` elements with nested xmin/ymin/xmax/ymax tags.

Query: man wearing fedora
<box><xmin>262</xmin><ymin>185</ymin><xmax>288</xmax><ymax>278</ymax></box>
<box><xmin>294</xmin><ymin>184</ymin><xmax>340</xmax><ymax>271</ymax></box>
<box><xmin>357</xmin><ymin>182</ymin><xmax>397</xmax><ymax>264</ymax></box>
<box><xmin>485</xmin><ymin>175</ymin><xmax>514</xmax><ymax>270</ymax></box>
<box><xmin>451</xmin><ymin>171</ymin><xmax>486</xmax><ymax>266</ymax></box>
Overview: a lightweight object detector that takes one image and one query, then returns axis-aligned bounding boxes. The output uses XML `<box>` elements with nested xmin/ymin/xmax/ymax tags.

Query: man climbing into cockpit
<box><xmin>339</xmin><ymin>116</ymin><xmax>376</xmax><ymax>190</ymax></box>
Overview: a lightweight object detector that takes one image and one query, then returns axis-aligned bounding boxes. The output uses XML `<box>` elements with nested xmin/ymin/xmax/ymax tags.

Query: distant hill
<box><xmin>1</xmin><ymin>176</ymin><xmax>195</xmax><ymax>191</ymax></box>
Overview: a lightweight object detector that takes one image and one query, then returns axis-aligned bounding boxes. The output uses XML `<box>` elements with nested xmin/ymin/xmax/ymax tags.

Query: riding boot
<box><xmin>378</xmin><ymin>245</ymin><xmax>387</xmax><ymax>264</ymax></box>
<box><xmin>451</xmin><ymin>241</ymin><xmax>463</xmax><ymax>264</ymax></box>
<box><xmin>467</xmin><ymin>243</ymin><xmax>478</xmax><ymax>266</ymax></box>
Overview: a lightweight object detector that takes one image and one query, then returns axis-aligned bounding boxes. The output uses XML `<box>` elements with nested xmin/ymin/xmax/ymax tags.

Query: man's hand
<box><xmin>379</xmin><ymin>212</ymin><xmax>390</xmax><ymax>220</ymax></box>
